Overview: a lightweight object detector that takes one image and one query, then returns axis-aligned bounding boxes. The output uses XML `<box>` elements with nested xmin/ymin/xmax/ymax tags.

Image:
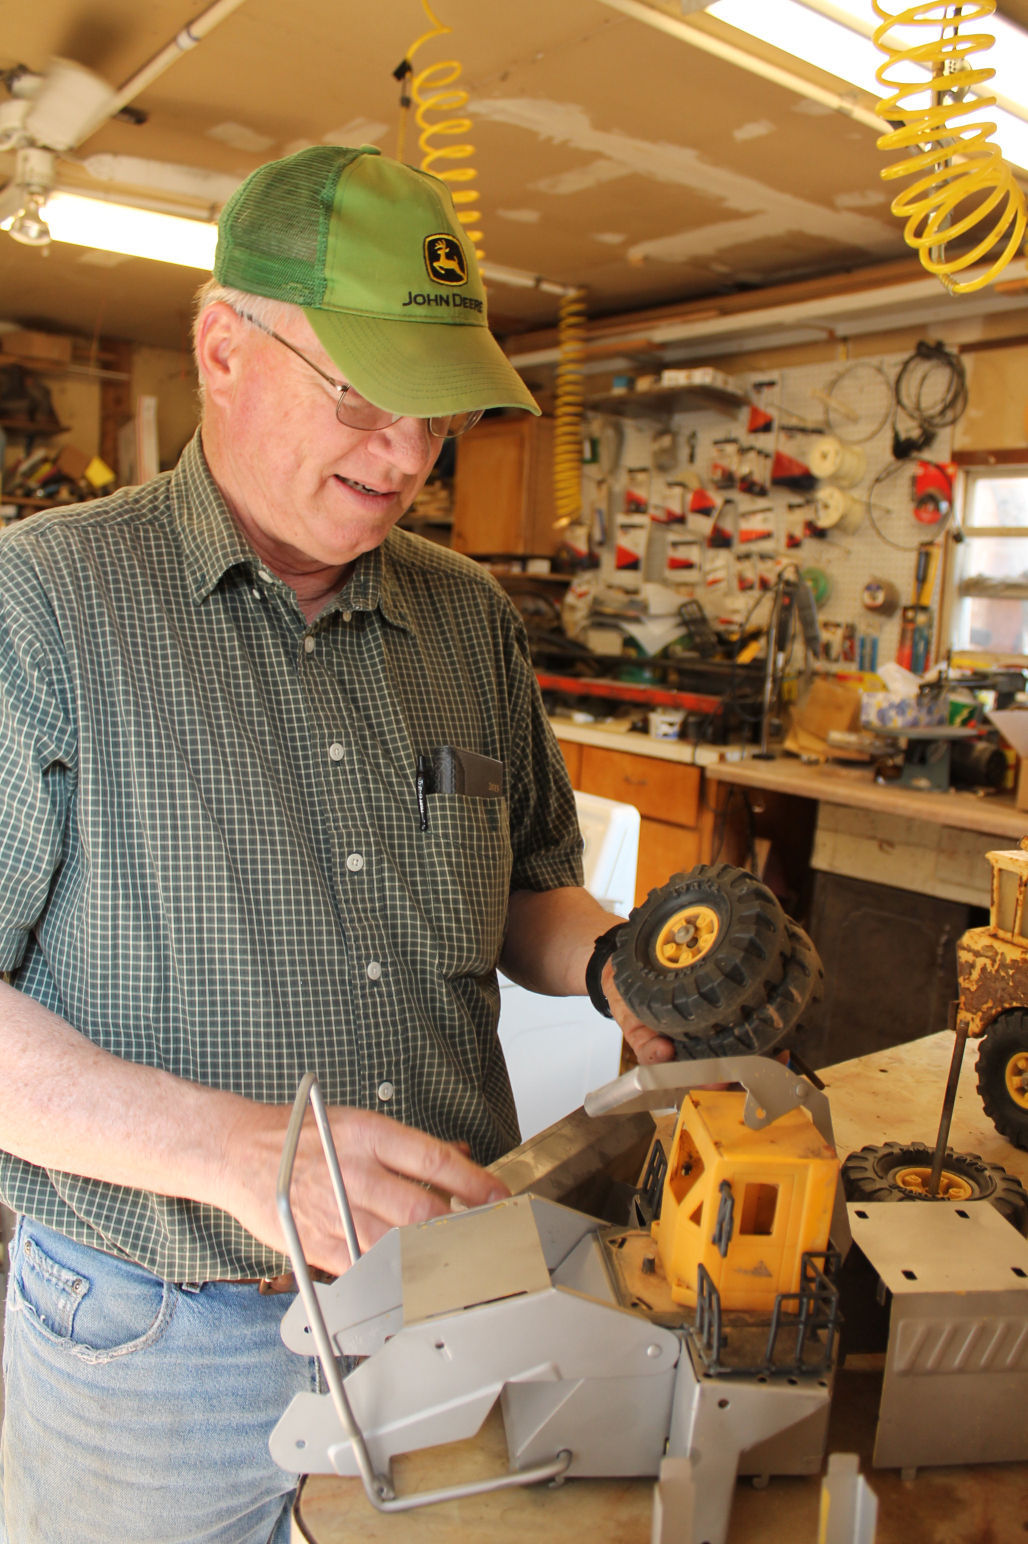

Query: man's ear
<box><xmin>195</xmin><ymin>303</ymin><xmax>245</xmax><ymax>402</ymax></box>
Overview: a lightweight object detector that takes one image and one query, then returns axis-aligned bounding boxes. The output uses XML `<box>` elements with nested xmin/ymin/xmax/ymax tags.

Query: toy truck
<box><xmin>956</xmin><ymin>839</ymin><xmax>1028</xmax><ymax>1151</ymax></box>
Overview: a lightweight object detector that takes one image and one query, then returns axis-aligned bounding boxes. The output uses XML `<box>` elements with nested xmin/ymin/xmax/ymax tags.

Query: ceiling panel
<box><xmin>1</xmin><ymin>1</ymin><xmax>1024</xmax><ymax>354</ymax></box>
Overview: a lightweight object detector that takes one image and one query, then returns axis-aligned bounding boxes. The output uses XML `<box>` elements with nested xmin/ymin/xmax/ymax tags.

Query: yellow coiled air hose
<box><xmin>553</xmin><ymin>288</ymin><xmax>587</xmax><ymax>531</ymax></box>
<box><xmin>872</xmin><ymin>0</ymin><xmax>1027</xmax><ymax>293</ymax></box>
<box><xmin>396</xmin><ymin>2</ymin><xmax>484</xmax><ymax>261</ymax></box>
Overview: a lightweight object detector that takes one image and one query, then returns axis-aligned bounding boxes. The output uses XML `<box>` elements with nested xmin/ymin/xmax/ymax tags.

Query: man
<box><xmin>0</xmin><ymin>144</ymin><xmax>669</xmax><ymax>1543</ymax></box>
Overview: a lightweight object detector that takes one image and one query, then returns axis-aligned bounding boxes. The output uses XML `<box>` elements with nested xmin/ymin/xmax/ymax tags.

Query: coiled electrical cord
<box><xmin>395</xmin><ymin>2</ymin><xmax>484</xmax><ymax>261</ymax></box>
<box><xmin>553</xmin><ymin>287</ymin><xmax>587</xmax><ymax>530</ymax></box>
<box><xmin>872</xmin><ymin>0</ymin><xmax>1027</xmax><ymax>293</ymax></box>
<box><xmin>857</xmin><ymin>341</ymin><xmax>966</xmax><ymax>549</ymax></box>
<box><xmin>891</xmin><ymin>339</ymin><xmax>967</xmax><ymax>458</ymax></box>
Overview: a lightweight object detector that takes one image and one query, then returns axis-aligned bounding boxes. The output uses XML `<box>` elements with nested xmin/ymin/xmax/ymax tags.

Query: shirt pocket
<box><xmin>421</xmin><ymin>793</ymin><xmax>512</xmax><ymax>978</ymax></box>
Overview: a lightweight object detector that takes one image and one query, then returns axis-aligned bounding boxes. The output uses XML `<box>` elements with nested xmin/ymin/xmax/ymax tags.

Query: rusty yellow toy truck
<box><xmin>956</xmin><ymin>839</ymin><xmax>1028</xmax><ymax>1152</ymax></box>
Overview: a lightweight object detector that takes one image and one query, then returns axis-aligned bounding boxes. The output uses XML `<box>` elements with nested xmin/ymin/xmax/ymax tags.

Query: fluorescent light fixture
<box><xmin>709</xmin><ymin>0</ymin><xmax>883</xmax><ymax>95</ymax></box>
<box><xmin>30</xmin><ymin>191</ymin><xmax>217</xmax><ymax>269</ymax></box>
<box><xmin>706</xmin><ymin>0</ymin><xmax>1028</xmax><ymax>170</ymax></box>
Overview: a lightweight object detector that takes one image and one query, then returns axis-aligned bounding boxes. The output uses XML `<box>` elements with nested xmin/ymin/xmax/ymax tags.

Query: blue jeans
<box><xmin>1</xmin><ymin>1217</ymin><xmax>320</xmax><ymax>1544</ymax></box>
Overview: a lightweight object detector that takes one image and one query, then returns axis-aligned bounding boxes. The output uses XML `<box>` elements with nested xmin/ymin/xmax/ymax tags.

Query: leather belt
<box><xmin>258</xmin><ymin>1268</ymin><xmax>335</xmax><ymax>1295</ymax></box>
<box><xmin>185</xmin><ymin>1268</ymin><xmax>335</xmax><ymax>1294</ymax></box>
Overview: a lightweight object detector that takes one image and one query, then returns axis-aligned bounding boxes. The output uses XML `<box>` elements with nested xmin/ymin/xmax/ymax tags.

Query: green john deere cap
<box><xmin>214</xmin><ymin>144</ymin><xmax>539</xmax><ymax>418</ymax></box>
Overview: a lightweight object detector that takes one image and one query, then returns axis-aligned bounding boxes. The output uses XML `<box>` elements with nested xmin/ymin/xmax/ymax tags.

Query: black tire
<box><xmin>976</xmin><ymin>1011</ymin><xmax>1028</xmax><ymax>1152</ymax></box>
<box><xmin>668</xmin><ymin>919</ymin><xmax>823</xmax><ymax>1061</ymax></box>
<box><xmin>611</xmin><ymin>863</ymin><xmax>791</xmax><ymax>1052</ymax></box>
<box><xmin>842</xmin><ymin>1139</ymin><xmax>1028</xmax><ymax>1236</ymax></box>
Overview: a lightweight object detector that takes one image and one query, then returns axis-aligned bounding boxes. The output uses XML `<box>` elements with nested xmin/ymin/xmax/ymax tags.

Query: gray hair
<box><xmin>191</xmin><ymin>279</ymin><xmax>300</xmax><ymax>404</ymax></box>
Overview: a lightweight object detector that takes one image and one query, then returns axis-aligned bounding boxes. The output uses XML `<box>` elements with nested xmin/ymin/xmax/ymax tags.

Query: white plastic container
<box><xmin>497</xmin><ymin>790</ymin><xmax>640</xmax><ymax>1139</ymax></box>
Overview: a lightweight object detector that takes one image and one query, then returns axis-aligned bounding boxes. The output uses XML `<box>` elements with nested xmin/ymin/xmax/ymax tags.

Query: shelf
<box><xmin>0</xmin><ymin>495</ymin><xmax>66</xmax><ymax>512</ymax></box>
<box><xmin>535</xmin><ymin>670</ymin><xmax>722</xmax><ymax>713</ymax></box>
<box><xmin>0</xmin><ymin>353</ymin><xmax>130</xmax><ymax>381</ymax></box>
<box><xmin>0</xmin><ymin>417</ymin><xmax>69</xmax><ymax>436</ymax></box>
<box><xmin>586</xmin><ymin>383</ymin><xmax>748</xmax><ymax>419</ymax></box>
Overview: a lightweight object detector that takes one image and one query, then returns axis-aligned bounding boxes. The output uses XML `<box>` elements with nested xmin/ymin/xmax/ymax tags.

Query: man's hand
<box><xmin>219</xmin><ymin>1102</ymin><xmax>510</xmax><ymax>1276</ymax></box>
<box><xmin>602</xmin><ymin>958</ymin><xmax>676</xmax><ymax>1066</ymax></box>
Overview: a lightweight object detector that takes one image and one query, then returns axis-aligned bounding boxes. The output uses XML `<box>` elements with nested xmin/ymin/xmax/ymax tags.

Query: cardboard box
<box><xmin>1017</xmin><ymin>757</ymin><xmax>1028</xmax><ymax>812</ymax></box>
<box><xmin>1</xmin><ymin>329</ymin><xmax>73</xmax><ymax>365</ymax></box>
<box><xmin>784</xmin><ymin>677</ymin><xmax>864</xmax><ymax>762</ymax></box>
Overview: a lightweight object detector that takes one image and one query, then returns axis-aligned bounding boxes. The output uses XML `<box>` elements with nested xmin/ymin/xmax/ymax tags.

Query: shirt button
<box><xmin>303</xmin><ymin>636</ymin><xmax>315</xmax><ymax>653</ymax></box>
<box><xmin>328</xmin><ymin>742</ymin><xmax>345</xmax><ymax>762</ymax></box>
<box><xmin>345</xmin><ymin>853</ymin><xmax>364</xmax><ymax>872</ymax></box>
<box><xmin>377</xmin><ymin>1081</ymin><xmax>394</xmax><ymax>1101</ymax></box>
<box><xmin>366</xmin><ymin>960</ymin><xmax>382</xmax><ymax>981</ymax></box>
<box><xmin>342</xmin><ymin>610</ymin><xmax>352</xmax><ymax>622</ymax></box>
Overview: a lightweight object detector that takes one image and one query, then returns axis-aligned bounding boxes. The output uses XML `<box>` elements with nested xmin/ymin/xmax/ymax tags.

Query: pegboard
<box><xmin>579</xmin><ymin>349</ymin><xmax>959</xmax><ymax>672</ymax></box>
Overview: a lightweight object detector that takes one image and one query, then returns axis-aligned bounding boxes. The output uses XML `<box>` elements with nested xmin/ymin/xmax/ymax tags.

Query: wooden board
<box><xmin>292</xmin><ymin>1391</ymin><xmax>1028</xmax><ymax>1544</ymax></box>
<box><xmin>820</xmin><ymin>1027</ymin><xmax>1028</xmax><ymax>1184</ymax></box>
<box><xmin>706</xmin><ymin>755</ymin><xmax>1028</xmax><ymax>841</ymax></box>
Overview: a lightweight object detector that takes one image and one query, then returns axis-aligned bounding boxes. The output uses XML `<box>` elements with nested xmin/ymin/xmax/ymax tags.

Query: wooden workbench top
<box><xmin>706</xmin><ymin>753</ymin><xmax>1028</xmax><ymax>840</ymax></box>
<box><xmin>548</xmin><ymin>719</ymin><xmax>1027</xmax><ymax>841</ymax></box>
<box><xmin>292</xmin><ymin>1032</ymin><xmax>1028</xmax><ymax>1544</ymax></box>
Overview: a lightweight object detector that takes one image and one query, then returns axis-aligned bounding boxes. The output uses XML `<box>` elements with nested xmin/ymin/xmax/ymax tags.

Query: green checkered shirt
<box><xmin>0</xmin><ymin>432</ymin><xmax>582</xmax><ymax>1281</ymax></box>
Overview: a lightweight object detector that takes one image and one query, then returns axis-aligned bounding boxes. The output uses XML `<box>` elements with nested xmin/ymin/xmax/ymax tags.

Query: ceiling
<box><xmin>4</xmin><ymin>0</ymin><xmax>1028</xmax><ymax>362</ymax></box>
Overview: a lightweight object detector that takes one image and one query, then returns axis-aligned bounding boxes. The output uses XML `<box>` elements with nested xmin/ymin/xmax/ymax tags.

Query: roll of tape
<box><xmin>801</xmin><ymin>566</ymin><xmax>831</xmax><ymax>607</ymax></box>
<box><xmin>810</xmin><ymin>436</ymin><xmax>867</xmax><ymax>489</ymax></box>
<box><xmin>814</xmin><ymin>483</ymin><xmax>863</xmax><ymax>533</ymax></box>
<box><xmin>862</xmin><ymin>578</ymin><xmax>899</xmax><ymax>615</ymax></box>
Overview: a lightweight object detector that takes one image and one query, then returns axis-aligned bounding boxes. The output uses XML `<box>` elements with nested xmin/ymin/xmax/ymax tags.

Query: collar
<box><xmin>172</xmin><ymin>431</ymin><xmax>412</xmax><ymax>631</ymax></box>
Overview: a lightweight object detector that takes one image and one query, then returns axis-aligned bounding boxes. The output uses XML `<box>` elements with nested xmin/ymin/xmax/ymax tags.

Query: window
<box><xmin>739</xmin><ymin>1181</ymin><xmax>778</xmax><ymax>1236</ymax></box>
<box><xmin>950</xmin><ymin>468</ymin><xmax>1028</xmax><ymax>655</ymax></box>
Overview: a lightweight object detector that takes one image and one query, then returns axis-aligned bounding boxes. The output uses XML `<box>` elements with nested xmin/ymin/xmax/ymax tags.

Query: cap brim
<box><xmin>305</xmin><ymin>308</ymin><xmax>540</xmax><ymax>418</ymax></box>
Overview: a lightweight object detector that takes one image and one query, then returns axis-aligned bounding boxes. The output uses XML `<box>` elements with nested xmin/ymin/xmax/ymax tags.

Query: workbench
<box><xmin>291</xmin><ymin>1032</ymin><xmax>1028</xmax><ymax>1544</ymax></box>
<box><xmin>550</xmin><ymin>724</ymin><xmax>1027</xmax><ymax>910</ymax></box>
<box><xmin>705</xmin><ymin>752</ymin><xmax>1026</xmax><ymax>908</ymax></box>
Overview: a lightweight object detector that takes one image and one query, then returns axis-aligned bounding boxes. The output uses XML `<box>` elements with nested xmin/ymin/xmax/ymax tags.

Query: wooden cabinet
<box><xmin>571</xmin><ymin>741</ymin><xmax>720</xmax><ymax>905</ymax></box>
<box><xmin>451</xmin><ymin>414</ymin><xmax>555</xmax><ymax>556</ymax></box>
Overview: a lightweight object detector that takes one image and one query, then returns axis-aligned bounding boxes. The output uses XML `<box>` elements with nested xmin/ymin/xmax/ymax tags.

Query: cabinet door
<box><xmin>452</xmin><ymin>416</ymin><xmax>555</xmax><ymax>556</ymax></box>
<box><xmin>578</xmin><ymin>745</ymin><xmax>701</xmax><ymax>828</ymax></box>
<box><xmin>558</xmin><ymin>738</ymin><xmax>583</xmax><ymax>786</ymax></box>
<box><xmin>452</xmin><ymin>418</ymin><xmax>527</xmax><ymax>554</ymax></box>
<box><xmin>635</xmin><ymin>820</ymin><xmax>702</xmax><ymax>905</ymax></box>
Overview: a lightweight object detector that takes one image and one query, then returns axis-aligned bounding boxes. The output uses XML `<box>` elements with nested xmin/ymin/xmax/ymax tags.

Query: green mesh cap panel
<box><xmin>214</xmin><ymin>146</ymin><xmax>368</xmax><ymax>305</ymax></box>
<box><xmin>212</xmin><ymin>143</ymin><xmax>538</xmax><ymax>418</ymax></box>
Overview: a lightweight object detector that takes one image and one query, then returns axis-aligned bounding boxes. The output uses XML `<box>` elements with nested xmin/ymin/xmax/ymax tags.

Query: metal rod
<box><xmin>276</xmin><ymin>1074</ymin><xmax>575</xmax><ymax>1514</ymax></box>
<box><xmin>276</xmin><ymin>1075</ymin><xmax>392</xmax><ymax>1503</ymax></box>
<box><xmin>308</xmin><ymin>1078</ymin><xmax>362</xmax><ymax>1268</ymax></box>
<box><xmin>928</xmin><ymin>1002</ymin><xmax>968</xmax><ymax>1196</ymax></box>
<box><xmin>107</xmin><ymin>0</ymin><xmax>250</xmax><ymax>121</ymax></box>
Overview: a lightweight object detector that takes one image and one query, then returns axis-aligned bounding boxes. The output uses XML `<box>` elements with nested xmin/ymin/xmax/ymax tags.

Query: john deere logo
<box><xmin>425</xmin><ymin>234</ymin><xmax>467</xmax><ymax>286</ymax></box>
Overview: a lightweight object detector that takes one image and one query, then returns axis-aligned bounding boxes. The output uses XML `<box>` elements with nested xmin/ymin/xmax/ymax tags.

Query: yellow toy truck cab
<box><xmin>956</xmin><ymin>839</ymin><xmax>1028</xmax><ymax>1150</ymax></box>
<box><xmin>654</xmin><ymin>1087</ymin><xmax>839</xmax><ymax>1313</ymax></box>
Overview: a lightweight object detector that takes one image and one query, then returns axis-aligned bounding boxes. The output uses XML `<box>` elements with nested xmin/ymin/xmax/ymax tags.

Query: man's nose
<box><xmin>367</xmin><ymin>415</ymin><xmax>436</xmax><ymax>471</ymax></box>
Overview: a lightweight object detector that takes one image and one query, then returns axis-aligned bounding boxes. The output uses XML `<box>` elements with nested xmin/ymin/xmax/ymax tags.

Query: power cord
<box><xmin>291</xmin><ymin>1475</ymin><xmax>320</xmax><ymax>1543</ymax></box>
<box><xmin>891</xmin><ymin>341</ymin><xmax>967</xmax><ymax>460</ymax></box>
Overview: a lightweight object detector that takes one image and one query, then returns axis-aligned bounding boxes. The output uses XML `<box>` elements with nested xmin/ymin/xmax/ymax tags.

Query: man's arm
<box><xmin>500</xmin><ymin>887</ymin><xmax>674</xmax><ymax>1065</ymax></box>
<box><xmin>0</xmin><ymin>981</ymin><xmax>508</xmax><ymax>1275</ymax></box>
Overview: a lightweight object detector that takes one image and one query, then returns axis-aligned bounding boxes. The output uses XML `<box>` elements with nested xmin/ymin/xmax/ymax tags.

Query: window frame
<box><xmin>944</xmin><ymin>461</ymin><xmax>1028</xmax><ymax>658</ymax></box>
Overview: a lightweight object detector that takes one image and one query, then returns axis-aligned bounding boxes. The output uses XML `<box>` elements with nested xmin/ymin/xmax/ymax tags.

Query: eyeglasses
<box><xmin>235</xmin><ymin>311</ymin><xmax>484</xmax><ymax>439</ymax></box>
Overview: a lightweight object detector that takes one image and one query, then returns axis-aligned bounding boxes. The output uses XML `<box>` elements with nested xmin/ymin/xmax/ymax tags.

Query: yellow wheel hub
<box><xmin>1004</xmin><ymin>1051</ymin><xmax>1028</xmax><ymax>1110</ymax></box>
<box><xmin>653</xmin><ymin>904</ymin><xmax>720</xmax><ymax>969</ymax></box>
<box><xmin>894</xmin><ymin>1165</ymin><xmax>974</xmax><ymax>1202</ymax></box>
